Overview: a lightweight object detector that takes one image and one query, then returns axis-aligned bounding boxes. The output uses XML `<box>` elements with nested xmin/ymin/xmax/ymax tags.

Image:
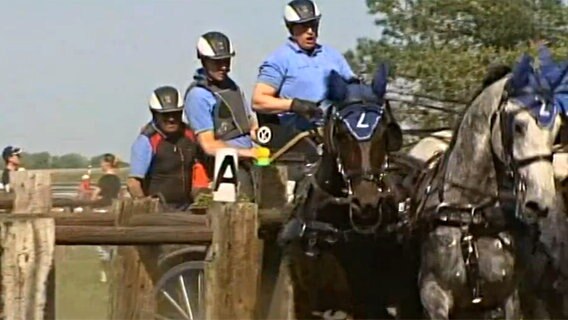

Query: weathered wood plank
<box><xmin>110</xmin><ymin>198</ymin><xmax>161</xmax><ymax>320</ymax></box>
<box><xmin>11</xmin><ymin>171</ymin><xmax>52</xmax><ymax>214</ymax></box>
<box><xmin>0</xmin><ymin>208</ymin><xmax>284</xmax><ymax>227</ymax></box>
<box><xmin>256</xmin><ymin>165</ymin><xmax>288</xmax><ymax>209</ymax></box>
<box><xmin>49</xmin><ymin>212</ymin><xmax>209</xmax><ymax>227</ymax></box>
<box><xmin>0</xmin><ymin>196</ymin><xmax>95</xmax><ymax>210</ymax></box>
<box><xmin>1</xmin><ymin>171</ymin><xmax>55</xmax><ymax>320</ymax></box>
<box><xmin>0</xmin><ymin>217</ymin><xmax>55</xmax><ymax>320</ymax></box>
<box><xmin>205</xmin><ymin>202</ymin><xmax>263</xmax><ymax>319</ymax></box>
<box><xmin>55</xmin><ymin>226</ymin><xmax>212</xmax><ymax>245</ymax></box>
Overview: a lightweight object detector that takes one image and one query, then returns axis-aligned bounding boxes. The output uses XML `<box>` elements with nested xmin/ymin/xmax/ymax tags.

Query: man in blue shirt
<box><xmin>184</xmin><ymin>31</ymin><xmax>258</xmax><ymax>200</ymax></box>
<box><xmin>252</xmin><ymin>0</ymin><xmax>356</xmax><ymax>131</ymax></box>
<box><xmin>127</xmin><ymin>86</ymin><xmax>210</xmax><ymax>211</ymax></box>
<box><xmin>251</xmin><ymin>0</ymin><xmax>356</xmax><ymax>183</ymax></box>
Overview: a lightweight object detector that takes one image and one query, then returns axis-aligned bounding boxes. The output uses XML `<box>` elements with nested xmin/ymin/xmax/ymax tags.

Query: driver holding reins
<box><xmin>252</xmin><ymin>0</ymin><xmax>357</xmax><ymax>185</ymax></box>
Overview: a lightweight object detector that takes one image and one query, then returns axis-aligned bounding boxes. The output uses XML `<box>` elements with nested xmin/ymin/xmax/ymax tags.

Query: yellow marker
<box><xmin>254</xmin><ymin>147</ymin><xmax>271</xmax><ymax>166</ymax></box>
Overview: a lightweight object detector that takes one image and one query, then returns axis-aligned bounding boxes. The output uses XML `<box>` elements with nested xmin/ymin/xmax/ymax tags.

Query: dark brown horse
<box><xmin>277</xmin><ymin>64</ymin><xmax>422</xmax><ymax>319</ymax></box>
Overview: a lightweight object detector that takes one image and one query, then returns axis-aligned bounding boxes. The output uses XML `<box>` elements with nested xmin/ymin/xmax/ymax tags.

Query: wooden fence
<box><xmin>0</xmin><ymin>165</ymin><xmax>297</xmax><ymax>320</ymax></box>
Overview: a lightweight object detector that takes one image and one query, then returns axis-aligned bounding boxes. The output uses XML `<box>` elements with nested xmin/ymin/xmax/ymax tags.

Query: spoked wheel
<box><xmin>154</xmin><ymin>261</ymin><xmax>206</xmax><ymax>320</ymax></box>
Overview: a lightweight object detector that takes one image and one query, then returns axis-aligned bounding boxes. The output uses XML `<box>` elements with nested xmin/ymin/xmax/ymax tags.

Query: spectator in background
<box><xmin>92</xmin><ymin>154</ymin><xmax>122</xmax><ymax>283</ymax></box>
<box><xmin>1</xmin><ymin>146</ymin><xmax>24</xmax><ymax>192</ymax></box>
<box><xmin>91</xmin><ymin>153</ymin><xmax>122</xmax><ymax>206</ymax></box>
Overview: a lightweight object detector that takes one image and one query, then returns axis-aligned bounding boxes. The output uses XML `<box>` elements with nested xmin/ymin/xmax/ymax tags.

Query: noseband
<box><xmin>324</xmin><ymin>102</ymin><xmax>389</xmax><ymax>186</ymax></box>
<box><xmin>492</xmin><ymin>93</ymin><xmax>556</xmax><ymax>222</ymax></box>
<box><xmin>313</xmin><ymin>103</ymin><xmax>392</xmax><ymax>233</ymax></box>
<box><xmin>425</xmin><ymin>87</ymin><xmax>557</xmax><ymax>226</ymax></box>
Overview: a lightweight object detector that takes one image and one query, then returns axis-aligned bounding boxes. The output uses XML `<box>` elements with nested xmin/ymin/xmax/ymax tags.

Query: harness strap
<box><xmin>309</xmin><ymin>175</ymin><xmax>352</xmax><ymax>207</ymax></box>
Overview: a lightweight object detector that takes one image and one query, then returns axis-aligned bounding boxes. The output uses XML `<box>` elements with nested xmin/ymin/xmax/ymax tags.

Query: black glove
<box><xmin>290</xmin><ymin>98</ymin><xmax>322</xmax><ymax>120</ymax></box>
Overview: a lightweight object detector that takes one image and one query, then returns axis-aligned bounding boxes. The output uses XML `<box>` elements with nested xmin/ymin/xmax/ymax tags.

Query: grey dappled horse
<box><xmin>409</xmin><ymin>50</ymin><xmax>565</xmax><ymax>319</ymax></box>
<box><xmin>278</xmin><ymin>65</ymin><xmax>421</xmax><ymax>319</ymax></box>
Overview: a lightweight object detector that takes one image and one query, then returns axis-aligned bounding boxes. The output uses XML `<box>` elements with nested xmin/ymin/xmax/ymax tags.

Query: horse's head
<box><xmin>491</xmin><ymin>47</ymin><xmax>567</xmax><ymax>221</ymax></box>
<box><xmin>324</xmin><ymin>64</ymin><xmax>402</xmax><ymax>223</ymax></box>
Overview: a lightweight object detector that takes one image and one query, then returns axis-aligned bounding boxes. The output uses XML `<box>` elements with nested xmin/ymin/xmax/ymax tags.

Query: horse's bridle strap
<box><xmin>309</xmin><ymin>175</ymin><xmax>352</xmax><ymax>206</ymax></box>
<box><xmin>515</xmin><ymin>154</ymin><xmax>554</xmax><ymax>168</ymax></box>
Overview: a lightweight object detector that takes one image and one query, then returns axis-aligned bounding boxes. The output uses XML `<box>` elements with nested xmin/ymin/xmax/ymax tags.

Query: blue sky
<box><xmin>0</xmin><ymin>1</ymin><xmax>378</xmax><ymax>159</ymax></box>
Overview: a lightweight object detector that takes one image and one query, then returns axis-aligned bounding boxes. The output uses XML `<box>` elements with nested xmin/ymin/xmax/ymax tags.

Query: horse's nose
<box><xmin>524</xmin><ymin>200</ymin><xmax>549</xmax><ymax>218</ymax></box>
<box><xmin>351</xmin><ymin>198</ymin><xmax>378</xmax><ymax>218</ymax></box>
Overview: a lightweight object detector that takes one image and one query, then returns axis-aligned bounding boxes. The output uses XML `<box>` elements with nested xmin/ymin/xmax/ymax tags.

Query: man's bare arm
<box><xmin>197</xmin><ymin>131</ymin><xmax>255</xmax><ymax>158</ymax></box>
<box><xmin>251</xmin><ymin>83</ymin><xmax>293</xmax><ymax>113</ymax></box>
<box><xmin>126</xmin><ymin>177</ymin><xmax>145</xmax><ymax>199</ymax></box>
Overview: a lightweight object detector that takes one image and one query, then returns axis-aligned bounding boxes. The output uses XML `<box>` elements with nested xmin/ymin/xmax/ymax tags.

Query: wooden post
<box><xmin>205</xmin><ymin>202</ymin><xmax>263</xmax><ymax>319</ymax></box>
<box><xmin>257</xmin><ymin>165</ymin><xmax>293</xmax><ymax>319</ymax></box>
<box><xmin>109</xmin><ymin>198</ymin><xmax>160</xmax><ymax>320</ymax></box>
<box><xmin>0</xmin><ymin>171</ymin><xmax>55</xmax><ymax>320</ymax></box>
<box><xmin>256</xmin><ymin>165</ymin><xmax>288</xmax><ymax>209</ymax></box>
<box><xmin>11</xmin><ymin>170</ymin><xmax>52</xmax><ymax>214</ymax></box>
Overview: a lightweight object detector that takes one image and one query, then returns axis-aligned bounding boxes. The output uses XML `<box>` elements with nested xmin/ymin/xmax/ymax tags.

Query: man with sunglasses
<box><xmin>127</xmin><ymin>86</ymin><xmax>210</xmax><ymax>211</ymax></box>
<box><xmin>184</xmin><ymin>31</ymin><xmax>258</xmax><ymax>200</ymax></box>
<box><xmin>1</xmin><ymin>146</ymin><xmax>24</xmax><ymax>192</ymax></box>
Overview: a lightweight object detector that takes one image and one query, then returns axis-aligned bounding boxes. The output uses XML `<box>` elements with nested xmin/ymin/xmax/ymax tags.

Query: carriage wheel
<box><xmin>154</xmin><ymin>261</ymin><xmax>206</xmax><ymax>320</ymax></box>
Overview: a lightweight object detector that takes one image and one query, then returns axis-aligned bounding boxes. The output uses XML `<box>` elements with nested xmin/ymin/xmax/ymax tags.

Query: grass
<box><xmin>51</xmin><ymin>168</ymin><xmax>206</xmax><ymax>319</ymax></box>
<box><xmin>56</xmin><ymin>246</ymin><xmax>110</xmax><ymax>319</ymax></box>
<box><xmin>51</xmin><ymin>170</ymin><xmax>115</xmax><ymax>319</ymax></box>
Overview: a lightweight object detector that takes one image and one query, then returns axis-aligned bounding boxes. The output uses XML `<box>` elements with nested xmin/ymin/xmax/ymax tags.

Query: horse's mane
<box><xmin>445</xmin><ymin>64</ymin><xmax>512</xmax><ymax>152</ymax></box>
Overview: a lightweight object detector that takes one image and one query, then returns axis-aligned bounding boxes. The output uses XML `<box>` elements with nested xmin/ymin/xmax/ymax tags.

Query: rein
<box><xmin>283</xmin><ymin>103</ymin><xmax>397</xmax><ymax>249</ymax></box>
<box><xmin>417</xmin><ymin>88</ymin><xmax>557</xmax><ymax>227</ymax></box>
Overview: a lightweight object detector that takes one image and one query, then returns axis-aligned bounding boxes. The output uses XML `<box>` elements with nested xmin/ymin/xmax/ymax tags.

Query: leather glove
<box><xmin>290</xmin><ymin>98</ymin><xmax>323</xmax><ymax>120</ymax></box>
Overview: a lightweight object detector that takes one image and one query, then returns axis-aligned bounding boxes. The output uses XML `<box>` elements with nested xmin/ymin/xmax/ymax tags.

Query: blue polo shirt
<box><xmin>184</xmin><ymin>69</ymin><xmax>253</xmax><ymax>149</ymax></box>
<box><xmin>129</xmin><ymin>133</ymin><xmax>153</xmax><ymax>179</ymax></box>
<box><xmin>256</xmin><ymin>38</ymin><xmax>355</xmax><ymax>130</ymax></box>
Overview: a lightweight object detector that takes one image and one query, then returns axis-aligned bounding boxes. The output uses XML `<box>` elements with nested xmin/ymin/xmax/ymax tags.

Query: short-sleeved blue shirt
<box><xmin>256</xmin><ymin>38</ymin><xmax>356</xmax><ymax>130</ymax></box>
<box><xmin>184</xmin><ymin>69</ymin><xmax>253</xmax><ymax>149</ymax></box>
<box><xmin>129</xmin><ymin>128</ymin><xmax>154</xmax><ymax>179</ymax></box>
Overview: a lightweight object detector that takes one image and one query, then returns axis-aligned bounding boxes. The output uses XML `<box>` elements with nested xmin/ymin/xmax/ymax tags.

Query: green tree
<box><xmin>347</xmin><ymin>0</ymin><xmax>568</xmax><ymax>129</ymax></box>
<box><xmin>25</xmin><ymin>152</ymin><xmax>52</xmax><ymax>169</ymax></box>
<box><xmin>51</xmin><ymin>153</ymin><xmax>90</xmax><ymax>169</ymax></box>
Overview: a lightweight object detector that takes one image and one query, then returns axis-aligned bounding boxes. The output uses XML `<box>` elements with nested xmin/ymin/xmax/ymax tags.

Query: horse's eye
<box><xmin>514</xmin><ymin>121</ymin><xmax>526</xmax><ymax>135</ymax></box>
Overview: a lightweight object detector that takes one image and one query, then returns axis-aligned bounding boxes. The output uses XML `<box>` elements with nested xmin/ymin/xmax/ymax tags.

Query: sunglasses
<box><xmin>296</xmin><ymin>21</ymin><xmax>319</xmax><ymax>30</ymax></box>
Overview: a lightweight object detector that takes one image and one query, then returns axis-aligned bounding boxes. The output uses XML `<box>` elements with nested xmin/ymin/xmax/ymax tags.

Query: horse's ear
<box><xmin>538</xmin><ymin>45</ymin><xmax>565</xmax><ymax>88</ymax></box>
<box><xmin>386</xmin><ymin>122</ymin><xmax>403</xmax><ymax>152</ymax></box>
<box><xmin>327</xmin><ymin>70</ymin><xmax>348</xmax><ymax>101</ymax></box>
<box><xmin>538</xmin><ymin>45</ymin><xmax>555</xmax><ymax>73</ymax></box>
<box><xmin>509</xmin><ymin>53</ymin><xmax>533</xmax><ymax>92</ymax></box>
<box><xmin>371</xmin><ymin>63</ymin><xmax>389</xmax><ymax>99</ymax></box>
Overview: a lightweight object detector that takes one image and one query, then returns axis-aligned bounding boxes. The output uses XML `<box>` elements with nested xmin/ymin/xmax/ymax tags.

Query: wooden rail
<box><xmin>0</xmin><ymin>165</ymin><xmax>295</xmax><ymax>320</ymax></box>
<box><xmin>3</xmin><ymin>209</ymin><xmax>286</xmax><ymax>246</ymax></box>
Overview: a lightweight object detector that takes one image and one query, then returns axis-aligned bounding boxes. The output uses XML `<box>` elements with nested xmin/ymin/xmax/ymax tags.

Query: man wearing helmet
<box><xmin>184</xmin><ymin>31</ymin><xmax>258</xmax><ymax>200</ymax></box>
<box><xmin>252</xmin><ymin>0</ymin><xmax>355</xmax><ymax>127</ymax></box>
<box><xmin>1</xmin><ymin>146</ymin><xmax>24</xmax><ymax>192</ymax></box>
<box><xmin>252</xmin><ymin>0</ymin><xmax>355</xmax><ymax>181</ymax></box>
<box><xmin>127</xmin><ymin>85</ymin><xmax>210</xmax><ymax>210</ymax></box>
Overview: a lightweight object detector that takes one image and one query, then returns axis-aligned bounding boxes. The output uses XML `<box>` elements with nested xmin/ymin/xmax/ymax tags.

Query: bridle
<box><xmin>310</xmin><ymin>101</ymin><xmax>393</xmax><ymax>234</ymax></box>
<box><xmin>492</xmin><ymin>91</ymin><xmax>557</xmax><ymax>223</ymax></box>
<box><xmin>423</xmin><ymin>85</ymin><xmax>558</xmax><ymax>226</ymax></box>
